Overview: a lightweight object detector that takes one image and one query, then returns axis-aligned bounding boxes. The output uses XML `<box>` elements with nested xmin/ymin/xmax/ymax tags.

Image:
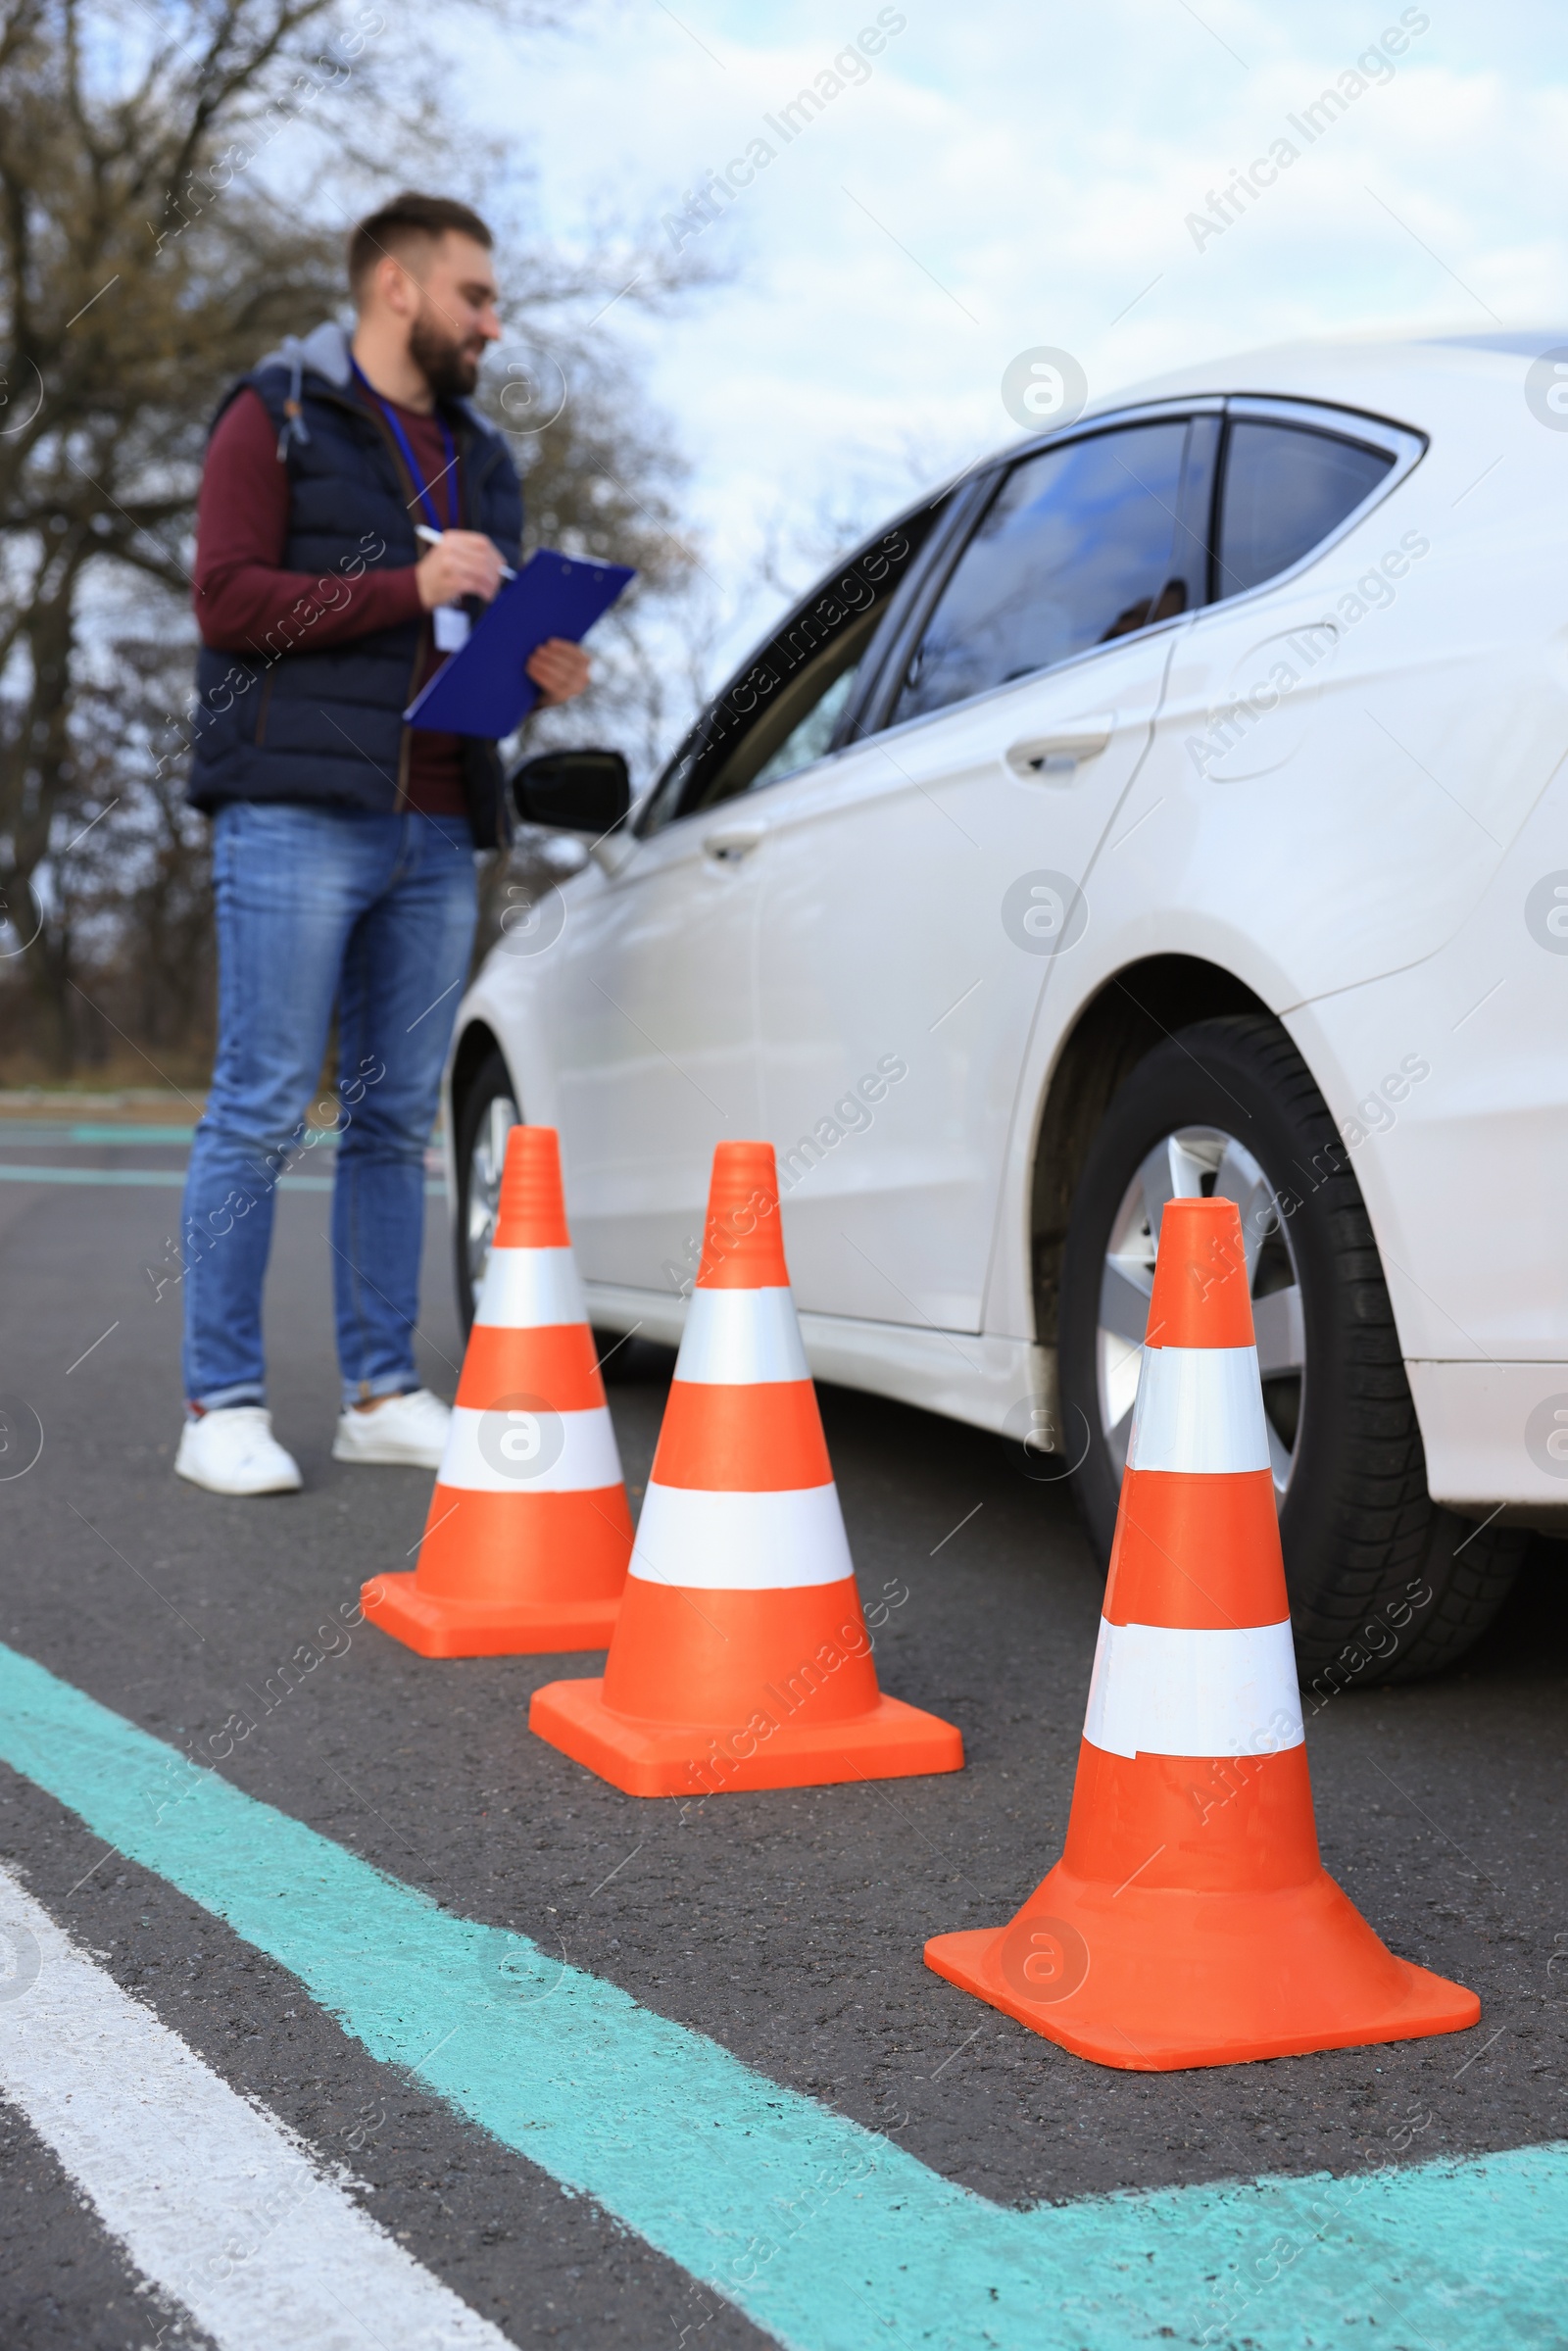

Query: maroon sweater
<box><xmin>193</xmin><ymin>386</ymin><xmax>467</xmax><ymax>818</ymax></box>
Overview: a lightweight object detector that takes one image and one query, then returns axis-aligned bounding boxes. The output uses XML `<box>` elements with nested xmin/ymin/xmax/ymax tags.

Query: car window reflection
<box><xmin>891</xmin><ymin>421</ymin><xmax>1191</xmax><ymax>725</ymax></box>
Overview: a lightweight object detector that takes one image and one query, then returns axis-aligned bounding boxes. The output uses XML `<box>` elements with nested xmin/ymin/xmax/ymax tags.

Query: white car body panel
<box><xmin>551</xmin><ymin>822</ymin><xmax>762</xmax><ymax>1290</ymax></box>
<box><xmin>754</xmin><ymin>626</ymin><xmax>1174</xmax><ymax>1331</ymax></box>
<box><xmin>448</xmin><ymin>333</ymin><xmax>1568</xmax><ymax>1519</ymax></box>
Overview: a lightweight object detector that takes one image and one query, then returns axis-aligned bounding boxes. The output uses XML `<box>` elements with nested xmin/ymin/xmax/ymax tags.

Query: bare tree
<box><xmin>0</xmin><ymin>0</ymin><xmax>717</xmax><ymax>1074</ymax></box>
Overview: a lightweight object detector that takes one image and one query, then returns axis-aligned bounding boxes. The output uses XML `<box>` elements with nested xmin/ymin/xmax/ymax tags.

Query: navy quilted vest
<box><xmin>187</xmin><ymin>325</ymin><xmax>523</xmax><ymax>847</ymax></box>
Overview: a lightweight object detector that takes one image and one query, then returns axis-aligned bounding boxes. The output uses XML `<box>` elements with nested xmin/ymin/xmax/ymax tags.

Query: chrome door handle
<box><xmin>702</xmin><ymin>821</ymin><xmax>767</xmax><ymax>863</ymax></box>
<box><xmin>1005</xmin><ymin>716</ymin><xmax>1115</xmax><ymax>779</ymax></box>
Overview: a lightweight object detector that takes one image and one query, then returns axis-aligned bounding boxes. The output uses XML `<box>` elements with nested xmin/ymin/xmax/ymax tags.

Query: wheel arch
<box><xmin>1026</xmin><ymin>955</ymin><xmax>1273</xmax><ymax>1347</ymax></box>
<box><xmin>446</xmin><ymin>1021</ymin><xmax>523</xmax><ymax>1336</ymax></box>
<box><xmin>448</xmin><ymin>1018</ymin><xmax>514</xmax><ymax>1128</ymax></box>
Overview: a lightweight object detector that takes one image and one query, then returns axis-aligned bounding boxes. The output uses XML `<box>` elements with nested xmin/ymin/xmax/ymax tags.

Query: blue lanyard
<box><xmin>352</xmin><ymin>359</ymin><xmax>458</xmax><ymax>533</ymax></box>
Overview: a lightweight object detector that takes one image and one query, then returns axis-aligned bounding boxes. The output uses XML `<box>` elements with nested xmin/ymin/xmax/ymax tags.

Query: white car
<box><xmin>445</xmin><ymin>329</ymin><xmax>1568</xmax><ymax>1686</ymax></box>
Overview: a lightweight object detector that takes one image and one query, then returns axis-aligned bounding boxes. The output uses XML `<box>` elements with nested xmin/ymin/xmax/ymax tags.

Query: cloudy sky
<box><xmin>452</xmin><ymin>0</ymin><xmax>1568</xmax><ymax>682</ymax></box>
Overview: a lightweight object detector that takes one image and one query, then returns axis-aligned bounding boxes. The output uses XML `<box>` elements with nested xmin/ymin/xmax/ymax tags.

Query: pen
<box><xmin>415</xmin><ymin>521</ymin><xmax>517</xmax><ymax>581</ymax></box>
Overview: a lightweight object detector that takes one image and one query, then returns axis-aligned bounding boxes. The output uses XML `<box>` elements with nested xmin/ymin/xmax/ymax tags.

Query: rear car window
<box><xmin>890</xmin><ymin>421</ymin><xmax>1193</xmax><ymax>727</ymax></box>
<box><xmin>1215</xmin><ymin>421</ymin><xmax>1394</xmax><ymax>600</ymax></box>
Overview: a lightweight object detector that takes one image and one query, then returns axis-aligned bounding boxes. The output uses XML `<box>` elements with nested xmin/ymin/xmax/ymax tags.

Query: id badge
<box><xmin>433</xmin><ymin>606</ymin><xmax>471</xmax><ymax>653</ymax></box>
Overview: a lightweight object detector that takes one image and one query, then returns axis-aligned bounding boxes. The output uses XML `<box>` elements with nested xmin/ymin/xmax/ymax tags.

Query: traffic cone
<box><xmin>362</xmin><ymin>1125</ymin><xmax>631</xmax><ymax>1656</ymax></box>
<box><xmin>529</xmin><ymin>1141</ymin><xmax>964</xmax><ymax>1795</ymax></box>
<box><xmin>924</xmin><ymin>1195</ymin><xmax>1479</xmax><ymax>2069</ymax></box>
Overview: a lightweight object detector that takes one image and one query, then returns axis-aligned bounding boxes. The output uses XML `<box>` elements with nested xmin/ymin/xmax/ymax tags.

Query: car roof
<box><xmin>1060</xmin><ymin>327</ymin><xmax>1566</xmax><ymax>443</ymax></box>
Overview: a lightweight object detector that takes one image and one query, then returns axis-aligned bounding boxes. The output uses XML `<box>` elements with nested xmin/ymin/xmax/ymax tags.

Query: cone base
<box><xmin>530</xmin><ymin>1677</ymin><xmax>964</xmax><ymax>1796</ymax></box>
<box><xmin>362</xmin><ymin>1572</ymin><xmax>619</xmax><ymax>1659</ymax></box>
<box><xmin>923</xmin><ymin>1865</ymin><xmax>1480</xmax><ymax>2071</ymax></box>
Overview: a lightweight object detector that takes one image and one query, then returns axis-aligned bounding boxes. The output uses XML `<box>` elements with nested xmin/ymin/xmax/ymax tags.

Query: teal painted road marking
<box><xmin>0</xmin><ymin>1123</ymin><xmax>204</xmax><ymax>1144</ymax></box>
<box><xmin>0</xmin><ymin>1166</ymin><xmax>444</xmax><ymax>1195</ymax></box>
<box><xmin>0</xmin><ymin>1641</ymin><xmax>1558</xmax><ymax>2351</ymax></box>
<box><xmin>0</xmin><ymin>1124</ymin><xmax>353</xmax><ymax>1147</ymax></box>
<box><xmin>0</xmin><ymin>1164</ymin><xmax>332</xmax><ymax>1192</ymax></box>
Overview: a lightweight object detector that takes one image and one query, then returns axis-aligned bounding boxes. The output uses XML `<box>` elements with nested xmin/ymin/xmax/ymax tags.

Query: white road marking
<box><xmin>0</xmin><ymin>1862</ymin><xmax>511</xmax><ymax>2351</ymax></box>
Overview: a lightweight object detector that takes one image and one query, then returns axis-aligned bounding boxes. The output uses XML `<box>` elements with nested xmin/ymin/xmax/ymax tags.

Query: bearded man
<box><xmin>175</xmin><ymin>192</ymin><xmax>587</xmax><ymax>1496</ymax></box>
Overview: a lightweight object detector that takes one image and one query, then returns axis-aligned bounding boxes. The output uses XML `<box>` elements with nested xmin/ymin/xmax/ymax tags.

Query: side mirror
<box><xmin>510</xmin><ymin>747</ymin><xmax>630</xmax><ymax>835</ymax></box>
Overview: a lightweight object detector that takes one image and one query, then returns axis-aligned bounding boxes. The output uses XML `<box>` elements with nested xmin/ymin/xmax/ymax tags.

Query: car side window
<box><xmin>687</xmin><ymin>609</ymin><xmax>879</xmax><ymax>814</ymax></box>
<box><xmin>741</xmin><ymin>641</ymin><xmax>867</xmax><ymax>796</ymax></box>
<box><xmin>638</xmin><ymin>503</ymin><xmax>946</xmax><ymax>836</ymax></box>
<box><xmin>1215</xmin><ymin>421</ymin><xmax>1394</xmax><ymax>600</ymax></box>
<box><xmin>888</xmin><ymin>420</ymin><xmax>1194</xmax><ymax>728</ymax></box>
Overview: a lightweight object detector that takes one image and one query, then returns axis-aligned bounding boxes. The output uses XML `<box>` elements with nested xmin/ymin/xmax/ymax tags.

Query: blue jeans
<box><xmin>181</xmin><ymin>804</ymin><xmax>478</xmax><ymax>1411</ymax></box>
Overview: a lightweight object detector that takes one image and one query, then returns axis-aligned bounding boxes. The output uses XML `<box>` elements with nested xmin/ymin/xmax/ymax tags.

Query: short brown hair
<box><xmin>347</xmin><ymin>192</ymin><xmax>493</xmax><ymax>299</ymax></box>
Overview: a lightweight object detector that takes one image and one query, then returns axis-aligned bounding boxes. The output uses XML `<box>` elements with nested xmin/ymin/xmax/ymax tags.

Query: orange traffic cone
<box><xmin>362</xmin><ymin>1126</ymin><xmax>632</xmax><ymax>1656</ymax></box>
<box><xmin>925</xmin><ymin>1195</ymin><xmax>1479</xmax><ymax>2069</ymax></box>
<box><xmin>529</xmin><ymin>1141</ymin><xmax>964</xmax><ymax>1795</ymax></box>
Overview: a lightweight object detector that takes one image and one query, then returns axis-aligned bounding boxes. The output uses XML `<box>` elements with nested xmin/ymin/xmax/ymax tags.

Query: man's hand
<box><xmin>526</xmin><ymin>637</ymin><xmax>591</xmax><ymax>708</ymax></box>
<box><xmin>416</xmin><ymin>530</ymin><xmax>505</xmax><ymax>610</ymax></box>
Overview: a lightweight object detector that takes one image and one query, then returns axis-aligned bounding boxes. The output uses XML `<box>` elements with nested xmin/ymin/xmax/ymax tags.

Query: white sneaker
<box><xmin>331</xmin><ymin>1388</ymin><xmax>451</xmax><ymax>1469</ymax></box>
<box><xmin>175</xmin><ymin>1406</ymin><xmax>303</xmax><ymax>1497</ymax></box>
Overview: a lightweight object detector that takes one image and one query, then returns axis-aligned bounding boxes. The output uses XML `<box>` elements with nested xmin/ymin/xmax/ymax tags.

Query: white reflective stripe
<box><xmin>1083</xmin><ymin>1617</ymin><xmax>1304</xmax><ymax>1758</ymax></box>
<box><xmin>437</xmin><ymin>1403</ymin><xmax>623</xmax><ymax>1493</ymax></box>
<box><xmin>0</xmin><ymin>1863</ymin><xmax>511</xmax><ymax>2351</ymax></box>
<box><xmin>629</xmin><ymin>1480</ymin><xmax>854</xmax><ymax>1590</ymax></box>
<box><xmin>1126</xmin><ymin>1345</ymin><xmax>1271</xmax><ymax>1475</ymax></box>
<box><xmin>474</xmin><ymin>1246</ymin><xmax>585</xmax><ymax>1330</ymax></box>
<box><xmin>674</xmin><ymin>1287</ymin><xmax>809</xmax><ymax>1385</ymax></box>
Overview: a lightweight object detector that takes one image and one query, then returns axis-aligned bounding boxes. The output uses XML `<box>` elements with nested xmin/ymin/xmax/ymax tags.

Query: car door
<box><xmin>752</xmin><ymin>413</ymin><xmax>1214</xmax><ymax>1331</ymax></box>
<box><xmin>1115</xmin><ymin>400</ymin><xmax>1428</xmax><ymax>1000</ymax></box>
<box><xmin>1074</xmin><ymin>402</ymin><xmax>1424</xmax><ymax>1426</ymax></box>
<box><xmin>550</xmin><ymin>818</ymin><xmax>764</xmax><ymax>1291</ymax></box>
<box><xmin>550</xmin><ymin>505</ymin><xmax>945</xmax><ymax>1295</ymax></box>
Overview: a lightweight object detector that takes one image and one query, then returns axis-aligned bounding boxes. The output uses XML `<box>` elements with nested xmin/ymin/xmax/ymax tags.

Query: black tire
<box><xmin>1056</xmin><ymin>1014</ymin><xmax>1526</xmax><ymax>1686</ymax></box>
<box><xmin>451</xmin><ymin>1047</ymin><xmax>637</xmax><ymax>1383</ymax></box>
<box><xmin>453</xmin><ymin>1048</ymin><xmax>518</xmax><ymax>1336</ymax></box>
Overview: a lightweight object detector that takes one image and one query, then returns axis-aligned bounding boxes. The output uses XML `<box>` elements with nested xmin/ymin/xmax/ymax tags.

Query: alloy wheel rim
<box><xmin>465</xmin><ymin>1094</ymin><xmax>518</xmax><ymax>1294</ymax></box>
<box><xmin>1096</xmin><ymin>1125</ymin><xmax>1305</xmax><ymax>1499</ymax></box>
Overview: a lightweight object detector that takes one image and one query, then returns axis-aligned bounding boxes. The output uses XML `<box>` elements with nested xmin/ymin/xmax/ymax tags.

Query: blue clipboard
<box><xmin>405</xmin><ymin>548</ymin><xmax>635</xmax><ymax>736</ymax></box>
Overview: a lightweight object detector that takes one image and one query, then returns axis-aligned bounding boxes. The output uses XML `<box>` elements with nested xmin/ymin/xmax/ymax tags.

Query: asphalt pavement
<box><xmin>0</xmin><ymin>1126</ymin><xmax>1564</xmax><ymax>2348</ymax></box>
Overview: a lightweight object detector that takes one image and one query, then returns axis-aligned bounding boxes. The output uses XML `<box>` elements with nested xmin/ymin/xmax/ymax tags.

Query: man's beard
<box><xmin>410</xmin><ymin>313</ymin><xmax>482</xmax><ymax>401</ymax></box>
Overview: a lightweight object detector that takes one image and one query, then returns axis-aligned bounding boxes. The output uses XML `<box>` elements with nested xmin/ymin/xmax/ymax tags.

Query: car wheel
<box><xmin>453</xmin><ymin>1050</ymin><xmax>518</xmax><ymax>1335</ymax></box>
<box><xmin>1056</xmin><ymin>1013</ymin><xmax>1526</xmax><ymax>1686</ymax></box>
<box><xmin>451</xmin><ymin>1049</ymin><xmax>637</xmax><ymax>1382</ymax></box>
